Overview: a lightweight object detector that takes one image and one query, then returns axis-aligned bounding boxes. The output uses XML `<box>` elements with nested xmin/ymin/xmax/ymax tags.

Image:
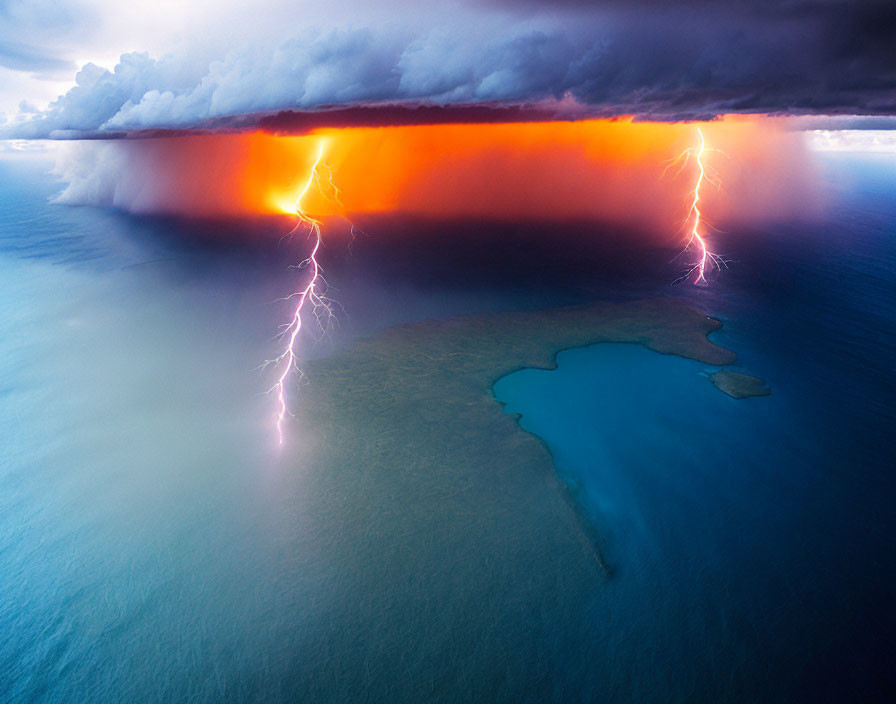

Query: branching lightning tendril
<box><xmin>664</xmin><ymin>127</ymin><xmax>727</xmax><ymax>286</ymax></box>
<box><xmin>264</xmin><ymin>138</ymin><xmax>338</xmax><ymax>445</ymax></box>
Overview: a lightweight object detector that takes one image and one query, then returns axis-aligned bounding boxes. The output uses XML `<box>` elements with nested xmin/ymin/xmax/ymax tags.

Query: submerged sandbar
<box><xmin>710</xmin><ymin>369</ymin><xmax>772</xmax><ymax>398</ymax></box>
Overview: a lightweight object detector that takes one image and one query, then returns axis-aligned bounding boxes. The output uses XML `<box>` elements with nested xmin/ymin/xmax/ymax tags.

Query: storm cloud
<box><xmin>5</xmin><ymin>0</ymin><xmax>895</xmax><ymax>138</ymax></box>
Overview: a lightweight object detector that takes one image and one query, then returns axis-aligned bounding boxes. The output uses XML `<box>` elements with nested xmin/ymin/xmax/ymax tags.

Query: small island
<box><xmin>709</xmin><ymin>369</ymin><xmax>772</xmax><ymax>398</ymax></box>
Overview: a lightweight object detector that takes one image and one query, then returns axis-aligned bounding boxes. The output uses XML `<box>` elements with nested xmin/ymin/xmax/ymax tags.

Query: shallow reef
<box><xmin>282</xmin><ymin>299</ymin><xmax>746</xmax><ymax>699</ymax></box>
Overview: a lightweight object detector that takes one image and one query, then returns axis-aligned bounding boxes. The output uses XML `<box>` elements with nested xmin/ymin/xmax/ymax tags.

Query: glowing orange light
<box><xmin>106</xmin><ymin>116</ymin><xmax>815</xmax><ymax>232</ymax></box>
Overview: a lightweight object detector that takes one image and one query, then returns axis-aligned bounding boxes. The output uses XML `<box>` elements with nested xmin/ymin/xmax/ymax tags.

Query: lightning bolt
<box><xmin>665</xmin><ymin>127</ymin><xmax>726</xmax><ymax>286</ymax></box>
<box><xmin>265</xmin><ymin>138</ymin><xmax>338</xmax><ymax>445</ymax></box>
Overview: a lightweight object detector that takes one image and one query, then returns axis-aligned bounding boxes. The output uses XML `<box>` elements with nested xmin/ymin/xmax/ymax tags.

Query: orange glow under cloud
<box><xmin>84</xmin><ymin>116</ymin><xmax>820</xmax><ymax>237</ymax></box>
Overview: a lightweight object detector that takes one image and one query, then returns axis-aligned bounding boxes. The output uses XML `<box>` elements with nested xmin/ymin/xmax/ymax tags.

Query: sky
<box><xmin>2</xmin><ymin>0</ymin><xmax>895</xmax><ymax>137</ymax></box>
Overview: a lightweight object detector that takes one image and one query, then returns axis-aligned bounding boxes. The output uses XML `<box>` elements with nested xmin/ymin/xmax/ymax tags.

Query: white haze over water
<box><xmin>3</xmin><ymin>155</ymin><xmax>643</xmax><ymax>700</ymax></box>
<box><xmin>807</xmin><ymin>130</ymin><xmax>896</xmax><ymax>153</ymax></box>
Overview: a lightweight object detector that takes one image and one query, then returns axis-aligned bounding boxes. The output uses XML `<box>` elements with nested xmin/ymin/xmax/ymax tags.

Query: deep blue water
<box><xmin>1</xmin><ymin>151</ymin><xmax>895</xmax><ymax>702</ymax></box>
<box><xmin>495</xmin><ymin>153</ymin><xmax>896</xmax><ymax>701</ymax></box>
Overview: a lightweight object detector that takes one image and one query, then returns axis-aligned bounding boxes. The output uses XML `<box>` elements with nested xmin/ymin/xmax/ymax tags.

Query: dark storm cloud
<box><xmin>555</xmin><ymin>0</ymin><xmax>896</xmax><ymax>117</ymax></box>
<box><xmin>5</xmin><ymin>0</ymin><xmax>896</xmax><ymax>138</ymax></box>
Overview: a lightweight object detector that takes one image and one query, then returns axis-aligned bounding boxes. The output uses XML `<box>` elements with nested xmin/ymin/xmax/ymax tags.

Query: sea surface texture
<box><xmin>1</xmin><ymin>153</ymin><xmax>894</xmax><ymax>702</ymax></box>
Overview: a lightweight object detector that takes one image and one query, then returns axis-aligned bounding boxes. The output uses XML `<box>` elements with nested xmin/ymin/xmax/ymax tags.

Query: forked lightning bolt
<box><xmin>265</xmin><ymin>138</ymin><xmax>338</xmax><ymax>445</ymax></box>
<box><xmin>665</xmin><ymin>127</ymin><xmax>726</xmax><ymax>285</ymax></box>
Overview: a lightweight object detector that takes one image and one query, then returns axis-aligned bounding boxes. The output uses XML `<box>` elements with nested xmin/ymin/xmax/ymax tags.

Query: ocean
<box><xmin>1</xmin><ymin>150</ymin><xmax>894</xmax><ymax>702</ymax></box>
<box><xmin>494</xmin><ymin>152</ymin><xmax>896</xmax><ymax>701</ymax></box>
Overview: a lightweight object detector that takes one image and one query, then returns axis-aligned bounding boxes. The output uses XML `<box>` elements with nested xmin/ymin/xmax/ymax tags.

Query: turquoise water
<box><xmin>1</xmin><ymin>152</ymin><xmax>895</xmax><ymax>701</ymax></box>
<box><xmin>495</xmin><ymin>345</ymin><xmax>823</xmax><ymax>699</ymax></box>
